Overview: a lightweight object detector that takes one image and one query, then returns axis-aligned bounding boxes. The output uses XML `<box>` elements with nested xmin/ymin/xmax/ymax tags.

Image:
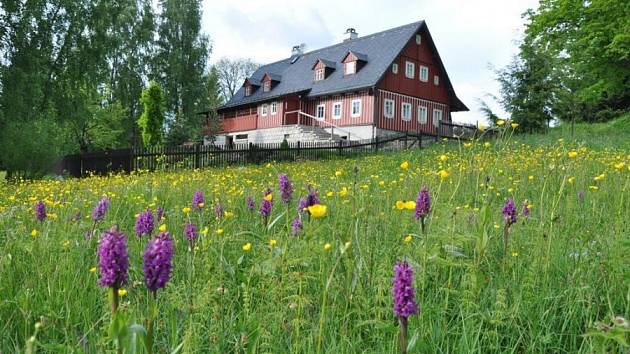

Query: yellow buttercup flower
<box><xmin>478</xmin><ymin>124</ymin><xmax>485</xmax><ymax>131</ymax></box>
<box><xmin>117</xmin><ymin>289</ymin><xmax>127</xmax><ymax>297</ymax></box>
<box><xmin>404</xmin><ymin>235</ymin><xmax>413</xmax><ymax>243</ymax></box>
<box><xmin>201</xmin><ymin>227</ymin><xmax>209</xmax><ymax>236</ymax></box>
<box><xmin>269</xmin><ymin>239</ymin><xmax>277</xmax><ymax>247</ymax></box>
<box><xmin>438</xmin><ymin>170</ymin><xmax>450</xmax><ymax>180</ymax></box>
<box><xmin>263</xmin><ymin>193</ymin><xmax>273</xmax><ymax>202</ymax></box>
<box><xmin>484</xmin><ymin>142</ymin><xmax>491</xmax><ymax>148</ymax></box>
<box><xmin>400</xmin><ymin>161</ymin><xmax>409</xmax><ymax>170</ymax></box>
<box><xmin>568</xmin><ymin>151</ymin><xmax>578</xmax><ymax>158</ymax></box>
<box><xmin>31</xmin><ymin>229</ymin><xmax>38</xmax><ymax>237</ymax></box>
<box><xmin>89</xmin><ymin>267</ymin><xmax>97</xmax><ymax>273</ymax></box>
<box><xmin>307</xmin><ymin>204</ymin><xmax>327</xmax><ymax>218</ymax></box>
<box><xmin>614</xmin><ymin>162</ymin><xmax>625</xmax><ymax>170</ymax></box>
<box><xmin>326</xmin><ymin>191</ymin><xmax>334</xmax><ymax>197</ymax></box>
<box><xmin>511</xmin><ymin>252</ymin><xmax>518</xmax><ymax>257</ymax></box>
<box><xmin>338</xmin><ymin>187</ymin><xmax>348</xmax><ymax>197</ymax></box>
<box><xmin>182</xmin><ymin>207</ymin><xmax>191</xmax><ymax>214</ymax></box>
<box><xmin>335</xmin><ymin>171</ymin><xmax>342</xmax><ymax>177</ymax></box>
<box><xmin>589</xmin><ymin>185</ymin><xmax>599</xmax><ymax>190</ymax></box>
<box><xmin>216</xmin><ymin>228</ymin><xmax>224</xmax><ymax>235</ymax></box>
<box><xmin>159</xmin><ymin>224</ymin><xmax>167</xmax><ymax>232</ymax></box>
<box><xmin>593</xmin><ymin>173</ymin><xmax>605</xmax><ymax>181</ymax></box>
<box><xmin>324</xmin><ymin>243</ymin><xmax>332</xmax><ymax>251</ymax></box>
<box><xmin>439</xmin><ymin>154</ymin><xmax>448</xmax><ymax>162</ymax></box>
<box><xmin>224</xmin><ymin>211</ymin><xmax>234</xmax><ymax>217</ymax></box>
<box><xmin>395</xmin><ymin>201</ymin><xmax>406</xmax><ymax>210</ymax></box>
<box><xmin>242</xmin><ymin>242</ymin><xmax>252</xmax><ymax>251</ymax></box>
<box><xmin>496</xmin><ymin>119</ymin><xmax>505</xmax><ymax>126</ymax></box>
<box><xmin>511</xmin><ymin>123</ymin><xmax>519</xmax><ymax>129</ymax></box>
<box><xmin>464</xmin><ymin>142</ymin><xmax>472</xmax><ymax>148</ymax></box>
<box><xmin>404</xmin><ymin>201</ymin><xmax>416</xmax><ymax>210</ymax></box>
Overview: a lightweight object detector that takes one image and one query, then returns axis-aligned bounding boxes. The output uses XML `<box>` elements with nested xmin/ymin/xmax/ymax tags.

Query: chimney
<box><xmin>344</xmin><ymin>28</ymin><xmax>358</xmax><ymax>42</ymax></box>
<box><xmin>291</xmin><ymin>43</ymin><xmax>306</xmax><ymax>56</ymax></box>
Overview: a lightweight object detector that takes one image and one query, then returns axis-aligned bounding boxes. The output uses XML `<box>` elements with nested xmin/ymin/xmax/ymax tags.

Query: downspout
<box><xmin>371</xmin><ymin>85</ymin><xmax>377</xmax><ymax>140</ymax></box>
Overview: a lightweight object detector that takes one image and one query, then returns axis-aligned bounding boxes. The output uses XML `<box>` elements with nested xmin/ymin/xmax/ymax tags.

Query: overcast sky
<box><xmin>201</xmin><ymin>0</ymin><xmax>540</xmax><ymax>125</ymax></box>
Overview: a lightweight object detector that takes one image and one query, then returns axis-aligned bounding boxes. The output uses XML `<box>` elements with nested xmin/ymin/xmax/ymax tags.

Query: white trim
<box><xmin>314</xmin><ymin>68</ymin><xmax>325</xmax><ymax>81</ymax></box>
<box><xmin>271</xmin><ymin>101</ymin><xmax>277</xmax><ymax>115</ymax></box>
<box><xmin>419</xmin><ymin>66</ymin><xmax>429</xmax><ymax>82</ymax></box>
<box><xmin>401</xmin><ymin>102</ymin><xmax>412</xmax><ymax>121</ymax></box>
<box><xmin>351</xmin><ymin>99</ymin><xmax>361</xmax><ymax>117</ymax></box>
<box><xmin>261</xmin><ymin>104</ymin><xmax>268</xmax><ymax>116</ymax></box>
<box><xmin>263</xmin><ymin>81</ymin><xmax>271</xmax><ymax>92</ymax></box>
<box><xmin>316</xmin><ymin>104</ymin><xmax>326</xmax><ymax>119</ymax></box>
<box><xmin>392</xmin><ymin>63</ymin><xmax>398</xmax><ymax>74</ymax></box>
<box><xmin>417</xmin><ymin>105</ymin><xmax>427</xmax><ymax>124</ymax></box>
<box><xmin>433</xmin><ymin>109</ymin><xmax>442</xmax><ymax>127</ymax></box>
<box><xmin>332</xmin><ymin>101</ymin><xmax>343</xmax><ymax>119</ymax></box>
<box><xmin>383</xmin><ymin>99</ymin><xmax>395</xmax><ymax>118</ymax></box>
<box><xmin>345</xmin><ymin>61</ymin><xmax>356</xmax><ymax>75</ymax></box>
<box><xmin>405</xmin><ymin>61</ymin><xmax>415</xmax><ymax>79</ymax></box>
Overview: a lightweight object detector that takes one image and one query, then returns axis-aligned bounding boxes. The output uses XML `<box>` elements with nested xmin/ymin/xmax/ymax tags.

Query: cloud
<box><xmin>202</xmin><ymin>0</ymin><xmax>539</xmax><ymax>124</ymax></box>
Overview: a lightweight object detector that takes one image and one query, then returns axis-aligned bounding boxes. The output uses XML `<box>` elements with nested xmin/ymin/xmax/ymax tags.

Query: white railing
<box><xmin>283</xmin><ymin>109</ymin><xmax>353</xmax><ymax>140</ymax></box>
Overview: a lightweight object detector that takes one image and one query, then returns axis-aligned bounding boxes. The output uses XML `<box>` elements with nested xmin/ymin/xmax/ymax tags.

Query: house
<box><xmin>208</xmin><ymin>20</ymin><xmax>468</xmax><ymax>146</ymax></box>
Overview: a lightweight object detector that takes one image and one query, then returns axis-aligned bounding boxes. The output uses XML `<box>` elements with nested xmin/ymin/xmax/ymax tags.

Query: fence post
<box><xmin>338</xmin><ymin>139</ymin><xmax>342</xmax><ymax>156</ymax></box>
<box><xmin>404</xmin><ymin>131</ymin><xmax>408</xmax><ymax>149</ymax></box>
<box><xmin>418</xmin><ymin>132</ymin><xmax>422</xmax><ymax>149</ymax></box>
<box><xmin>437</xmin><ymin>120</ymin><xmax>441</xmax><ymax>141</ymax></box>
<box><xmin>374</xmin><ymin>136</ymin><xmax>379</xmax><ymax>153</ymax></box>
<box><xmin>194</xmin><ymin>144</ymin><xmax>201</xmax><ymax>169</ymax></box>
<box><xmin>297</xmin><ymin>141</ymin><xmax>301</xmax><ymax>158</ymax></box>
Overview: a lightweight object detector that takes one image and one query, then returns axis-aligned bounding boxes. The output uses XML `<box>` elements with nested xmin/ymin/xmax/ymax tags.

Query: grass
<box><xmin>0</xmin><ymin>120</ymin><xmax>628</xmax><ymax>353</ymax></box>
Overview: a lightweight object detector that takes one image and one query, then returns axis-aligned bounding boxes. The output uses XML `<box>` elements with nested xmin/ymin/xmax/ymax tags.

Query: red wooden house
<box><xmin>209</xmin><ymin>21</ymin><xmax>468</xmax><ymax>145</ymax></box>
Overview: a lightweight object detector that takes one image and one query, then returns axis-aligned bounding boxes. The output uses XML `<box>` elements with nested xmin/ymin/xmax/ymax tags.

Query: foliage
<box><xmin>0</xmin><ymin>127</ymin><xmax>628</xmax><ymax>352</ymax></box>
<box><xmin>214</xmin><ymin>57</ymin><xmax>259</xmax><ymax>101</ymax></box>
<box><xmin>138</xmin><ymin>82</ymin><xmax>166</xmax><ymax>147</ymax></box>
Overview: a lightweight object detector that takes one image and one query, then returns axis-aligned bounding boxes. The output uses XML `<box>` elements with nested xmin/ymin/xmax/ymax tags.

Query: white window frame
<box><xmin>263</xmin><ymin>81</ymin><xmax>271</xmax><ymax>92</ymax></box>
<box><xmin>245</xmin><ymin>86</ymin><xmax>251</xmax><ymax>96</ymax></box>
<box><xmin>433</xmin><ymin>109</ymin><xmax>442</xmax><ymax>127</ymax></box>
<box><xmin>351</xmin><ymin>99</ymin><xmax>361</xmax><ymax>117</ymax></box>
<box><xmin>405</xmin><ymin>61</ymin><xmax>415</xmax><ymax>79</ymax></box>
<box><xmin>392</xmin><ymin>63</ymin><xmax>398</xmax><ymax>74</ymax></box>
<box><xmin>417</xmin><ymin>105</ymin><xmax>427</xmax><ymax>124</ymax></box>
<box><xmin>314</xmin><ymin>68</ymin><xmax>325</xmax><ymax>81</ymax></box>
<box><xmin>434</xmin><ymin>75</ymin><xmax>440</xmax><ymax>86</ymax></box>
<box><xmin>316</xmin><ymin>104</ymin><xmax>325</xmax><ymax>119</ymax></box>
<box><xmin>401</xmin><ymin>102</ymin><xmax>412</xmax><ymax>121</ymax></box>
<box><xmin>419</xmin><ymin>66</ymin><xmax>429</xmax><ymax>82</ymax></box>
<box><xmin>345</xmin><ymin>61</ymin><xmax>356</xmax><ymax>75</ymax></box>
<box><xmin>271</xmin><ymin>101</ymin><xmax>277</xmax><ymax>115</ymax></box>
<box><xmin>416</xmin><ymin>34</ymin><xmax>422</xmax><ymax>45</ymax></box>
<box><xmin>383</xmin><ymin>99</ymin><xmax>395</xmax><ymax>118</ymax></box>
<box><xmin>332</xmin><ymin>102</ymin><xmax>342</xmax><ymax>119</ymax></box>
<box><xmin>261</xmin><ymin>104</ymin><xmax>268</xmax><ymax>116</ymax></box>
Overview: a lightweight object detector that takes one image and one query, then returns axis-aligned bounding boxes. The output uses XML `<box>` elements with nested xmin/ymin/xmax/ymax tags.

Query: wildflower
<box><xmin>464</xmin><ymin>142</ymin><xmax>472</xmax><ymax>148</ymax></box>
<box><xmin>201</xmin><ymin>227</ymin><xmax>209</xmax><ymax>236</ymax></box>
<box><xmin>392</xmin><ymin>261</ymin><xmax>418</xmax><ymax>318</ymax></box>
<box><xmin>159</xmin><ymin>224</ymin><xmax>167</xmax><ymax>232</ymax></box>
<box><xmin>117</xmin><ymin>289</ymin><xmax>127</xmax><ymax>297</ymax></box>
<box><xmin>92</xmin><ymin>197</ymin><xmax>110</xmax><ymax>222</ymax></box>
<box><xmin>242</xmin><ymin>242</ymin><xmax>252</xmax><ymax>252</ymax></box>
<box><xmin>439</xmin><ymin>154</ymin><xmax>448</xmax><ymax>162</ymax></box>
<box><xmin>496</xmin><ymin>119</ymin><xmax>505</xmax><ymax>126</ymax></box>
<box><xmin>134</xmin><ymin>210</ymin><xmax>155</xmax><ymax>237</ymax></box>
<box><xmin>216</xmin><ymin>228</ymin><xmax>224</xmax><ymax>235</ymax></box>
<box><xmin>614</xmin><ymin>162</ymin><xmax>625</xmax><ymax>170</ymax></box>
<box><xmin>182</xmin><ymin>207</ymin><xmax>191</xmax><ymax>214</ymax></box>
<box><xmin>30</xmin><ymin>229</ymin><xmax>38</xmax><ymax>237</ymax></box>
<box><xmin>298</xmin><ymin>185</ymin><xmax>320</xmax><ymax>212</ymax></box>
<box><xmin>404</xmin><ymin>235</ymin><xmax>413</xmax><ymax>243</ymax></box>
<box><xmin>291</xmin><ymin>217</ymin><xmax>303</xmax><ymax>236</ymax></box>
<box><xmin>263</xmin><ymin>192</ymin><xmax>273</xmax><ymax>202</ymax></box>
<box><xmin>593</xmin><ymin>173</ymin><xmax>605</xmax><ymax>181</ymax></box>
<box><xmin>307</xmin><ymin>204</ymin><xmax>327</xmax><ymax>218</ymax></box>
<box><xmin>415</xmin><ymin>187</ymin><xmax>431</xmax><ymax>220</ymax></box>
<box><xmin>511</xmin><ymin>123</ymin><xmax>519</xmax><ymax>129</ymax></box>
<box><xmin>156</xmin><ymin>206</ymin><xmax>165</xmax><ymax>221</ymax></box>
<box><xmin>89</xmin><ymin>267</ymin><xmax>97</xmax><ymax>273</ymax></box>
<box><xmin>184</xmin><ymin>223</ymin><xmax>198</xmax><ymax>242</ymax></box>
<box><xmin>484</xmin><ymin>142</ymin><xmax>491</xmax><ymax>148</ymax></box>
<box><xmin>192</xmin><ymin>190</ymin><xmax>205</xmax><ymax>210</ymax></box>
<box><xmin>246</xmin><ymin>196</ymin><xmax>256</xmax><ymax>211</ymax></box>
<box><xmin>269</xmin><ymin>239</ymin><xmax>277</xmax><ymax>247</ymax></box>
<box><xmin>278</xmin><ymin>173</ymin><xmax>294</xmax><ymax>203</ymax></box>
<box><xmin>338</xmin><ymin>187</ymin><xmax>348</xmax><ymax>197</ymax></box>
<box><xmin>511</xmin><ymin>252</ymin><xmax>518</xmax><ymax>257</ymax></box>
<box><xmin>143</xmin><ymin>231</ymin><xmax>174</xmax><ymax>293</ymax></box>
<box><xmin>224</xmin><ymin>211</ymin><xmax>234</xmax><ymax>217</ymax></box>
<box><xmin>324</xmin><ymin>243</ymin><xmax>332</xmax><ymax>251</ymax></box>
<box><xmin>438</xmin><ymin>170</ymin><xmax>449</xmax><ymax>180</ymax></box>
<box><xmin>502</xmin><ymin>198</ymin><xmax>517</xmax><ymax>226</ymax></box>
<box><xmin>97</xmin><ymin>226</ymin><xmax>129</xmax><ymax>289</ymax></box>
<box><xmin>395</xmin><ymin>201</ymin><xmax>406</xmax><ymax>210</ymax></box>
<box><xmin>568</xmin><ymin>176</ymin><xmax>575</xmax><ymax>184</ymax></box>
<box><xmin>335</xmin><ymin>171</ymin><xmax>342</xmax><ymax>177</ymax></box>
<box><xmin>34</xmin><ymin>201</ymin><xmax>46</xmax><ymax>222</ymax></box>
<box><xmin>404</xmin><ymin>201</ymin><xmax>416</xmax><ymax>210</ymax></box>
<box><xmin>478</xmin><ymin>123</ymin><xmax>485</xmax><ymax>131</ymax></box>
<box><xmin>568</xmin><ymin>151</ymin><xmax>578</xmax><ymax>158</ymax></box>
<box><xmin>260</xmin><ymin>196</ymin><xmax>273</xmax><ymax>221</ymax></box>
<box><xmin>522</xmin><ymin>200</ymin><xmax>532</xmax><ymax>217</ymax></box>
<box><xmin>214</xmin><ymin>203</ymin><xmax>223</xmax><ymax>218</ymax></box>
<box><xmin>400</xmin><ymin>161</ymin><xmax>409</xmax><ymax>170</ymax></box>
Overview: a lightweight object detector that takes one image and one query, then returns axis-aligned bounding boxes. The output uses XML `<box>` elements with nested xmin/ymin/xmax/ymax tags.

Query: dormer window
<box><xmin>245</xmin><ymin>86</ymin><xmax>252</xmax><ymax>96</ymax></box>
<box><xmin>345</xmin><ymin>61</ymin><xmax>356</xmax><ymax>75</ymax></box>
<box><xmin>341</xmin><ymin>51</ymin><xmax>367</xmax><ymax>76</ymax></box>
<box><xmin>315</xmin><ymin>68</ymin><xmax>325</xmax><ymax>81</ymax></box>
<box><xmin>242</xmin><ymin>78</ymin><xmax>260</xmax><ymax>96</ymax></box>
<box><xmin>261</xmin><ymin>72</ymin><xmax>281</xmax><ymax>93</ymax></box>
<box><xmin>263</xmin><ymin>81</ymin><xmax>271</xmax><ymax>92</ymax></box>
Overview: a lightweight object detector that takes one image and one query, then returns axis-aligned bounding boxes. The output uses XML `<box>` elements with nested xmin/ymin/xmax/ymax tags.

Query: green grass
<box><xmin>0</xmin><ymin>122</ymin><xmax>628</xmax><ymax>353</ymax></box>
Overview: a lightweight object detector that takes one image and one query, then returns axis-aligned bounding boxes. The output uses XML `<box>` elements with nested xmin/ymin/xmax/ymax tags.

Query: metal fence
<box><xmin>60</xmin><ymin>123</ymin><xmax>477</xmax><ymax>177</ymax></box>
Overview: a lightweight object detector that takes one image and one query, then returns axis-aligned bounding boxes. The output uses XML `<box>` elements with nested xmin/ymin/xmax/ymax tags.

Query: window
<box><xmin>316</xmin><ymin>104</ymin><xmax>325</xmax><ymax>119</ymax></box>
<box><xmin>419</xmin><ymin>66</ymin><xmax>429</xmax><ymax>82</ymax></box>
<box><xmin>245</xmin><ymin>86</ymin><xmax>251</xmax><ymax>96</ymax></box>
<box><xmin>401</xmin><ymin>103</ymin><xmax>412</xmax><ymax>121</ymax></box>
<box><xmin>416</xmin><ymin>34</ymin><xmax>422</xmax><ymax>44</ymax></box>
<box><xmin>263</xmin><ymin>81</ymin><xmax>271</xmax><ymax>92</ymax></box>
<box><xmin>433</xmin><ymin>109</ymin><xmax>442</xmax><ymax>127</ymax></box>
<box><xmin>417</xmin><ymin>105</ymin><xmax>427</xmax><ymax>124</ymax></box>
<box><xmin>392</xmin><ymin>63</ymin><xmax>398</xmax><ymax>74</ymax></box>
<box><xmin>434</xmin><ymin>75</ymin><xmax>440</xmax><ymax>86</ymax></box>
<box><xmin>405</xmin><ymin>61</ymin><xmax>415</xmax><ymax>79</ymax></box>
<box><xmin>261</xmin><ymin>104</ymin><xmax>268</xmax><ymax>116</ymax></box>
<box><xmin>351</xmin><ymin>99</ymin><xmax>361</xmax><ymax>117</ymax></box>
<box><xmin>383</xmin><ymin>99</ymin><xmax>395</xmax><ymax>118</ymax></box>
<box><xmin>235</xmin><ymin>134</ymin><xmax>248</xmax><ymax>140</ymax></box>
<box><xmin>314</xmin><ymin>68</ymin><xmax>325</xmax><ymax>81</ymax></box>
<box><xmin>333</xmin><ymin>102</ymin><xmax>342</xmax><ymax>119</ymax></box>
<box><xmin>271</xmin><ymin>102</ymin><xmax>278</xmax><ymax>115</ymax></box>
<box><xmin>345</xmin><ymin>61</ymin><xmax>356</xmax><ymax>75</ymax></box>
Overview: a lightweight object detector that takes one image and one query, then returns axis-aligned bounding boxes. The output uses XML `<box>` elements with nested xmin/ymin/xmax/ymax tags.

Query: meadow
<box><xmin>0</xmin><ymin>122</ymin><xmax>628</xmax><ymax>353</ymax></box>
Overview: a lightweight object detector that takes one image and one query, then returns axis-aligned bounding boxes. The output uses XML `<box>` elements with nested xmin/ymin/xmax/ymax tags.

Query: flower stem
<box><xmin>399</xmin><ymin>316</ymin><xmax>408</xmax><ymax>354</ymax></box>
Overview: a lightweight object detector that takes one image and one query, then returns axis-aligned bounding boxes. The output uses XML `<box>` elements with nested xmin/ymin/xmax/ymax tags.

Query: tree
<box><xmin>215</xmin><ymin>57</ymin><xmax>259</xmax><ymax>102</ymax></box>
<box><xmin>138</xmin><ymin>82</ymin><xmax>165</xmax><ymax>147</ymax></box>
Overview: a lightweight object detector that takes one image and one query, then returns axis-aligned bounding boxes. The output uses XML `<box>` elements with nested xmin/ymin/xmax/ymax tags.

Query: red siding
<box><xmin>256</xmin><ymin>100</ymin><xmax>284</xmax><ymax>128</ymax></box>
<box><xmin>302</xmin><ymin>91</ymin><xmax>373</xmax><ymax>127</ymax></box>
<box><xmin>378</xmin><ymin>30</ymin><xmax>449</xmax><ymax>104</ymax></box>
<box><xmin>375</xmin><ymin>89</ymin><xmax>449</xmax><ymax>135</ymax></box>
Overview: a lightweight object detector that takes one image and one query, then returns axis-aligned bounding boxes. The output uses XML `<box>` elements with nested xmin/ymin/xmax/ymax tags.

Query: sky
<box><xmin>201</xmin><ymin>0</ymin><xmax>540</xmax><ymax>125</ymax></box>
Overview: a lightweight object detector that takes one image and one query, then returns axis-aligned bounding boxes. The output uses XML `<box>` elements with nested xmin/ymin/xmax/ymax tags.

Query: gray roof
<box><xmin>219</xmin><ymin>20</ymin><xmax>468</xmax><ymax>112</ymax></box>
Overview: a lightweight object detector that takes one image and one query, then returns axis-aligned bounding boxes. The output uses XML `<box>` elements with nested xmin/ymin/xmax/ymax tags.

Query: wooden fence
<box><xmin>61</xmin><ymin>122</ymin><xmax>477</xmax><ymax>177</ymax></box>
